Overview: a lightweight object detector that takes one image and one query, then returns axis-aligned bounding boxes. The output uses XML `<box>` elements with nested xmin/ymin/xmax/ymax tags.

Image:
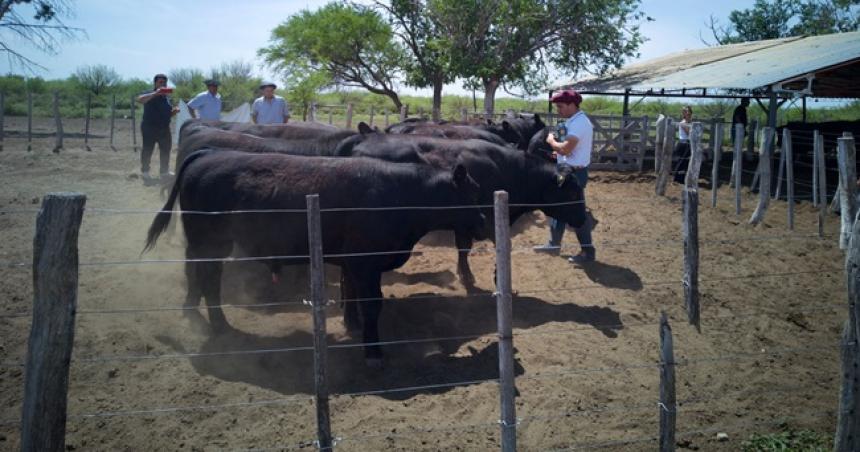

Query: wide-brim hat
<box><xmin>259</xmin><ymin>81</ymin><xmax>277</xmax><ymax>89</ymax></box>
<box><xmin>204</xmin><ymin>79</ymin><xmax>220</xmax><ymax>87</ymax></box>
<box><xmin>550</xmin><ymin>89</ymin><xmax>582</xmax><ymax>106</ymax></box>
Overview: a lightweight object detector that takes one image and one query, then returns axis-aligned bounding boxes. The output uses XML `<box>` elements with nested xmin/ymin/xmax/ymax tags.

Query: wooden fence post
<box><xmin>733</xmin><ymin>124</ymin><xmax>744</xmax><ymax>215</ymax></box>
<box><xmin>813</xmin><ymin>130</ymin><xmax>820</xmax><ymax>207</ymax></box>
<box><xmin>309</xmin><ymin>101</ymin><xmax>316</xmax><ymax>122</ymax></box>
<box><xmin>656</xmin><ymin>118</ymin><xmax>675</xmax><ymax>196</ymax></box>
<box><xmin>835</xmin><ymin>207</ymin><xmax>860</xmax><ymax>451</ymax></box>
<box><xmin>52</xmin><ymin>91</ymin><xmax>63</xmax><ymax>153</ymax></box>
<box><xmin>305</xmin><ymin>194</ymin><xmax>332</xmax><ymax>450</ymax></box>
<box><xmin>84</xmin><ymin>93</ymin><xmax>92</xmax><ymax>152</ymax></box>
<box><xmin>0</xmin><ymin>91</ymin><xmax>4</xmax><ymax>151</ymax></box>
<box><xmin>838</xmin><ymin>137</ymin><xmax>858</xmax><ymax>249</ymax></box>
<box><xmin>683</xmin><ymin>123</ymin><xmax>703</xmax><ymax>331</ymax></box>
<box><xmin>711</xmin><ymin>122</ymin><xmax>724</xmax><ymax>208</ymax></box>
<box><xmin>749</xmin><ymin>121</ymin><xmax>760</xmax><ymax>191</ymax></box>
<box><xmin>774</xmin><ymin>136</ymin><xmax>787</xmax><ymax>200</ymax></box>
<box><xmin>383</xmin><ymin>109</ymin><xmax>389</xmax><ymax>128</ymax></box>
<box><xmin>654</xmin><ymin>114</ymin><xmax>666</xmax><ymax>176</ymax></box>
<box><xmin>20</xmin><ymin>192</ymin><xmax>87</xmax><ymax>452</ymax></box>
<box><xmin>345</xmin><ymin>103</ymin><xmax>353</xmax><ymax>129</ymax></box>
<box><xmin>494</xmin><ymin>190</ymin><xmax>517</xmax><ymax>452</ymax></box>
<box><xmin>369</xmin><ymin>106</ymin><xmax>374</xmax><ymax>127</ymax></box>
<box><xmin>130</xmin><ymin>94</ymin><xmax>137</xmax><ymax>152</ymax></box>
<box><xmin>817</xmin><ymin>133</ymin><xmax>827</xmax><ymax>238</ymax></box>
<box><xmin>400</xmin><ymin>105</ymin><xmax>407</xmax><ymax>122</ymax></box>
<box><xmin>27</xmin><ymin>91</ymin><xmax>33</xmax><ymax>151</ymax></box>
<box><xmin>749</xmin><ymin>127</ymin><xmax>775</xmax><ymax>226</ymax></box>
<box><xmin>109</xmin><ymin>93</ymin><xmax>117</xmax><ymax>151</ymax></box>
<box><xmin>785</xmin><ymin>128</ymin><xmax>795</xmax><ymax>230</ymax></box>
<box><xmin>461</xmin><ymin>108</ymin><xmax>468</xmax><ymax>122</ymax></box>
<box><xmin>659</xmin><ymin>312</ymin><xmax>676</xmax><ymax>452</ymax></box>
<box><xmin>327</xmin><ymin>108</ymin><xmax>333</xmax><ymax>125</ymax></box>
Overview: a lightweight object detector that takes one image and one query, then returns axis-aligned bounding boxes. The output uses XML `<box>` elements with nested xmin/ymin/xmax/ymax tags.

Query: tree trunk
<box><xmin>483</xmin><ymin>78</ymin><xmax>499</xmax><ymax>118</ymax></box>
<box><xmin>432</xmin><ymin>76</ymin><xmax>443</xmax><ymax>122</ymax></box>
<box><xmin>383</xmin><ymin>89</ymin><xmax>402</xmax><ymax>111</ymax></box>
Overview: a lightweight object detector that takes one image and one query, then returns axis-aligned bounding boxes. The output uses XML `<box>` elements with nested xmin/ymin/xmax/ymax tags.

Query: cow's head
<box><xmin>530</xmin><ymin>157</ymin><xmax>587</xmax><ymax>228</ymax></box>
<box><xmin>443</xmin><ymin>163</ymin><xmax>486</xmax><ymax>239</ymax></box>
<box><xmin>527</xmin><ymin>126</ymin><xmax>557</xmax><ymax>162</ymax></box>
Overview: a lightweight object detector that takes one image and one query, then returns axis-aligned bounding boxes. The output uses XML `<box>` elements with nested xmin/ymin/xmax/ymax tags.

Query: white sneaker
<box><xmin>141</xmin><ymin>171</ymin><xmax>152</xmax><ymax>181</ymax></box>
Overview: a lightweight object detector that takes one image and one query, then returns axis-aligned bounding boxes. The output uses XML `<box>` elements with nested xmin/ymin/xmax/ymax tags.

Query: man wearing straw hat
<box><xmin>533</xmin><ymin>89</ymin><xmax>596</xmax><ymax>264</ymax></box>
<box><xmin>251</xmin><ymin>81</ymin><xmax>290</xmax><ymax>124</ymax></box>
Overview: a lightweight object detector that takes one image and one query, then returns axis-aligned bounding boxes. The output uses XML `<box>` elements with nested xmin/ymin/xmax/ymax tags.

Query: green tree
<box><xmin>707</xmin><ymin>0</ymin><xmax>860</xmax><ymax>45</ymax></box>
<box><xmin>430</xmin><ymin>0</ymin><xmax>646</xmax><ymax>116</ymax></box>
<box><xmin>208</xmin><ymin>60</ymin><xmax>261</xmax><ymax>110</ymax></box>
<box><xmin>259</xmin><ymin>2</ymin><xmax>406</xmax><ymax>109</ymax></box>
<box><xmin>71</xmin><ymin>64</ymin><xmax>120</xmax><ymax>95</ymax></box>
<box><xmin>373</xmin><ymin>0</ymin><xmax>452</xmax><ymax>120</ymax></box>
<box><xmin>285</xmin><ymin>67</ymin><xmax>330</xmax><ymax>120</ymax></box>
<box><xmin>0</xmin><ymin>0</ymin><xmax>85</xmax><ymax>72</ymax></box>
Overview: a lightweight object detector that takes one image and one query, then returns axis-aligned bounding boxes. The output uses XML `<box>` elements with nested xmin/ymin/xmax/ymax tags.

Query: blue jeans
<box><xmin>548</xmin><ymin>166</ymin><xmax>593</xmax><ymax>255</ymax></box>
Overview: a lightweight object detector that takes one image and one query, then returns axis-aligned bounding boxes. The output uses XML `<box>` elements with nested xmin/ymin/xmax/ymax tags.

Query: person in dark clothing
<box><xmin>673</xmin><ymin>105</ymin><xmax>694</xmax><ymax>184</ymax></box>
<box><xmin>136</xmin><ymin>74</ymin><xmax>179</xmax><ymax>184</ymax></box>
<box><xmin>731</xmin><ymin>97</ymin><xmax>750</xmax><ymax>144</ymax></box>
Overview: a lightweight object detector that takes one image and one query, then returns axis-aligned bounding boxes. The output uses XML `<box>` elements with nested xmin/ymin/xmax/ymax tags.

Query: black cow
<box><xmin>478</xmin><ymin>114</ymin><xmax>546</xmax><ymax>151</ymax></box>
<box><xmin>386</xmin><ymin>122</ymin><xmax>510</xmax><ymax>147</ymax></box>
<box><xmin>335</xmin><ymin>132</ymin><xmax>587</xmax><ymax>287</ymax></box>
<box><xmin>386</xmin><ymin>114</ymin><xmax>545</xmax><ymax>151</ymax></box>
<box><xmin>145</xmin><ymin>149</ymin><xmax>485</xmax><ymax>365</ymax></box>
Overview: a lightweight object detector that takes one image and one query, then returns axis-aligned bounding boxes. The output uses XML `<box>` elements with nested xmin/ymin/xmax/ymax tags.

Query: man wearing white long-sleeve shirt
<box><xmin>533</xmin><ymin>89</ymin><xmax>596</xmax><ymax>264</ymax></box>
<box><xmin>252</xmin><ymin>81</ymin><xmax>290</xmax><ymax>124</ymax></box>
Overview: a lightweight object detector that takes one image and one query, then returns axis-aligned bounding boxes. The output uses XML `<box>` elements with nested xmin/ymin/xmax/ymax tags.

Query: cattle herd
<box><xmin>143</xmin><ymin>115</ymin><xmax>587</xmax><ymax>366</ymax></box>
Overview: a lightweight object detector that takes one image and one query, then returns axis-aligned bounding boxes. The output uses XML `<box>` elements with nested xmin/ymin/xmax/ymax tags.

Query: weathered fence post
<box><xmin>654</xmin><ymin>114</ymin><xmax>666</xmax><ymax>177</ymax></box>
<box><xmin>494</xmin><ymin>190</ymin><xmax>517</xmax><ymax>452</ymax></box>
<box><xmin>785</xmin><ymin>128</ymin><xmax>795</xmax><ymax>230</ymax></box>
<box><xmin>305</xmin><ymin>194</ymin><xmax>332</xmax><ymax>450</ymax></box>
<box><xmin>327</xmin><ymin>108</ymin><xmax>333</xmax><ymax>125</ymax></box>
<box><xmin>130</xmin><ymin>94</ymin><xmax>137</xmax><ymax>152</ymax></box>
<box><xmin>461</xmin><ymin>108</ymin><xmax>468</xmax><ymax>122</ymax></box>
<box><xmin>368</xmin><ymin>106</ymin><xmax>374</xmax><ymax>127</ymax></box>
<box><xmin>345</xmin><ymin>102</ymin><xmax>353</xmax><ymax>129</ymax></box>
<box><xmin>309</xmin><ymin>101</ymin><xmax>316</xmax><ymax>122</ymax></box>
<box><xmin>659</xmin><ymin>312</ymin><xmax>676</xmax><ymax>452</ymax></box>
<box><xmin>52</xmin><ymin>91</ymin><xmax>63</xmax><ymax>153</ymax></box>
<box><xmin>27</xmin><ymin>91</ymin><xmax>33</xmax><ymax>151</ymax></box>
<box><xmin>733</xmin><ymin>124</ymin><xmax>744</xmax><ymax>215</ymax></box>
<box><xmin>750</xmin><ymin>121</ymin><xmax>760</xmax><ymax>191</ymax></box>
<box><xmin>20</xmin><ymin>192</ymin><xmax>87</xmax><ymax>452</ymax></box>
<box><xmin>655</xmin><ymin>118</ymin><xmax>675</xmax><ymax>196</ymax></box>
<box><xmin>749</xmin><ymin>127</ymin><xmax>775</xmax><ymax>225</ymax></box>
<box><xmin>683</xmin><ymin>123</ymin><xmax>703</xmax><ymax>331</ymax></box>
<box><xmin>710</xmin><ymin>122</ymin><xmax>723</xmax><ymax>208</ymax></box>
<box><xmin>838</xmin><ymin>137</ymin><xmax>858</xmax><ymax>250</ymax></box>
<box><xmin>0</xmin><ymin>91</ymin><xmax>5</xmax><ymax>151</ymax></box>
<box><xmin>774</xmin><ymin>136</ymin><xmax>787</xmax><ymax>201</ymax></box>
<box><xmin>813</xmin><ymin>130</ymin><xmax>820</xmax><ymax>207</ymax></box>
<box><xmin>383</xmin><ymin>109</ymin><xmax>389</xmax><ymax>128</ymax></box>
<box><xmin>834</xmin><ymin>207</ymin><xmax>860</xmax><ymax>451</ymax></box>
<box><xmin>638</xmin><ymin>115</ymin><xmax>649</xmax><ymax>172</ymax></box>
<box><xmin>817</xmin><ymin>133</ymin><xmax>827</xmax><ymax>238</ymax></box>
<box><xmin>400</xmin><ymin>105</ymin><xmax>407</xmax><ymax>122</ymax></box>
<box><xmin>109</xmin><ymin>93</ymin><xmax>117</xmax><ymax>151</ymax></box>
<box><xmin>84</xmin><ymin>93</ymin><xmax>92</xmax><ymax>152</ymax></box>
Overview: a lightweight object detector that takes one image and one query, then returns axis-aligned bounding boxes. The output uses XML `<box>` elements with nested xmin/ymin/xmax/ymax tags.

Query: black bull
<box><xmin>144</xmin><ymin>149</ymin><xmax>485</xmax><ymax>365</ymax></box>
<box><xmin>335</xmin><ymin>133</ymin><xmax>588</xmax><ymax>287</ymax></box>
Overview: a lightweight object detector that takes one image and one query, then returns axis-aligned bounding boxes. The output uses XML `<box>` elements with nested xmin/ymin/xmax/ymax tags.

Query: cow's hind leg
<box><xmin>455</xmin><ymin>231</ymin><xmax>477</xmax><ymax>291</ymax></box>
<box><xmin>354</xmin><ymin>270</ymin><xmax>384</xmax><ymax>367</ymax></box>
<box><xmin>340</xmin><ymin>269</ymin><xmax>362</xmax><ymax>333</ymax></box>
<box><xmin>195</xmin><ymin>241</ymin><xmax>233</xmax><ymax>334</ymax></box>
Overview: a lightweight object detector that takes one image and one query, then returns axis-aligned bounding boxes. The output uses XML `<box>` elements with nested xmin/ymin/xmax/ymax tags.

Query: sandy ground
<box><xmin>0</xmin><ymin>117</ymin><xmax>849</xmax><ymax>451</ymax></box>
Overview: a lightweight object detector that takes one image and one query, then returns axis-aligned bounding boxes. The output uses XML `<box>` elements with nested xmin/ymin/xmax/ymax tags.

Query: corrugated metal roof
<box><xmin>552</xmin><ymin>31</ymin><xmax>860</xmax><ymax>97</ymax></box>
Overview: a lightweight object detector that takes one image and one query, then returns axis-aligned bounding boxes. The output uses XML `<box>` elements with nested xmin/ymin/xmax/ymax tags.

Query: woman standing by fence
<box><xmin>673</xmin><ymin>105</ymin><xmax>694</xmax><ymax>184</ymax></box>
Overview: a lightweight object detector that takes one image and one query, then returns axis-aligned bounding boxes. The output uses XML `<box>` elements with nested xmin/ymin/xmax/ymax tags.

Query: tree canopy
<box><xmin>0</xmin><ymin>0</ymin><xmax>85</xmax><ymax>72</ymax></box>
<box><xmin>259</xmin><ymin>2</ymin><xmax>406</xmax><ymax>109</ymax></box>
<box><xmin>707</xmin><ymin>0</ymin><xmax>860</xmax><ymax>45</ymax></box>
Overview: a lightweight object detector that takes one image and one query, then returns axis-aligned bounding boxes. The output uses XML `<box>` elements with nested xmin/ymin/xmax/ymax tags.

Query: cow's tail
<box><xmin>143</xmin><ymin>149</ymin><xmax>211</xmax><ymax>253</ymax></box>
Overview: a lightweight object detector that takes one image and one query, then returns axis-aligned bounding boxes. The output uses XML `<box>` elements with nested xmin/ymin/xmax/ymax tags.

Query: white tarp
<box><xmin>173</xmin><ymin>101</ymin><xmax>252</xmax><ymax>145</ymax></box>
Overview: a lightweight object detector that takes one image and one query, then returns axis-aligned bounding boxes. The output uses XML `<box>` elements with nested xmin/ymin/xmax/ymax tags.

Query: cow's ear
<box><xmin>486</xmin><ymin>119</ymin><xmax>495</xmax><ymax>126</ymax></box>
<box><xmin>453</xmin><ymin>164</ymin><xmax>468</xmax><ymax>184</ymax></box>
<box><xmin>357</xmin><ymin>122</ymin><xmax>374</xmax><ymax>135</ymax></box>
<box><xmin>502</xmin><ymin>120</ymin><xmax>513</xmax><ymax>131</ymax></box>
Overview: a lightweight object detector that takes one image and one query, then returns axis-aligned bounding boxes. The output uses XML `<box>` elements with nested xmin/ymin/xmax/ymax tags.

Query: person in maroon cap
<box><xmin>533</xmin><ymin>89</ymin><xmax>596</xmax><ymax>264</ymax></box>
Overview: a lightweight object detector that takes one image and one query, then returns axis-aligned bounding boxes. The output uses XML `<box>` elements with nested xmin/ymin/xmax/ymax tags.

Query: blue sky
<box><xmin>2</xmin><ymin>0</ymin><xmax>755</xmax><ymax>96</ymax></box>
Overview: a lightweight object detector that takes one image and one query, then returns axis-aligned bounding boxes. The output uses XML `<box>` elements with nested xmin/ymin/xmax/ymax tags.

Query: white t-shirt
<box><xmin>187</xmin><ymin>91</ymin><xmax>222</xmax><ymax>120</ymax></box>
<box><xmin>678</xmin><ymin>120</ymin><xmax>691</xmax><ymax>141</ymax></box>
<box><xmin>557</xmin><ymin>111</ymin><xmax>593</xmax><ymax>168</ymax></box>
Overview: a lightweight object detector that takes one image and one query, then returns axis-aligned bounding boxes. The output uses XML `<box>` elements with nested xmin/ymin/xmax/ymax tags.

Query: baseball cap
<box><xmin>550</xmin><ymin>89</ymin><xmax>582</xmax><ymax>106</ymax></box>
<box><xmin>204</xmin><ymin>79</ymin><xmax>220</xmax><ymax>87</ymax></box>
